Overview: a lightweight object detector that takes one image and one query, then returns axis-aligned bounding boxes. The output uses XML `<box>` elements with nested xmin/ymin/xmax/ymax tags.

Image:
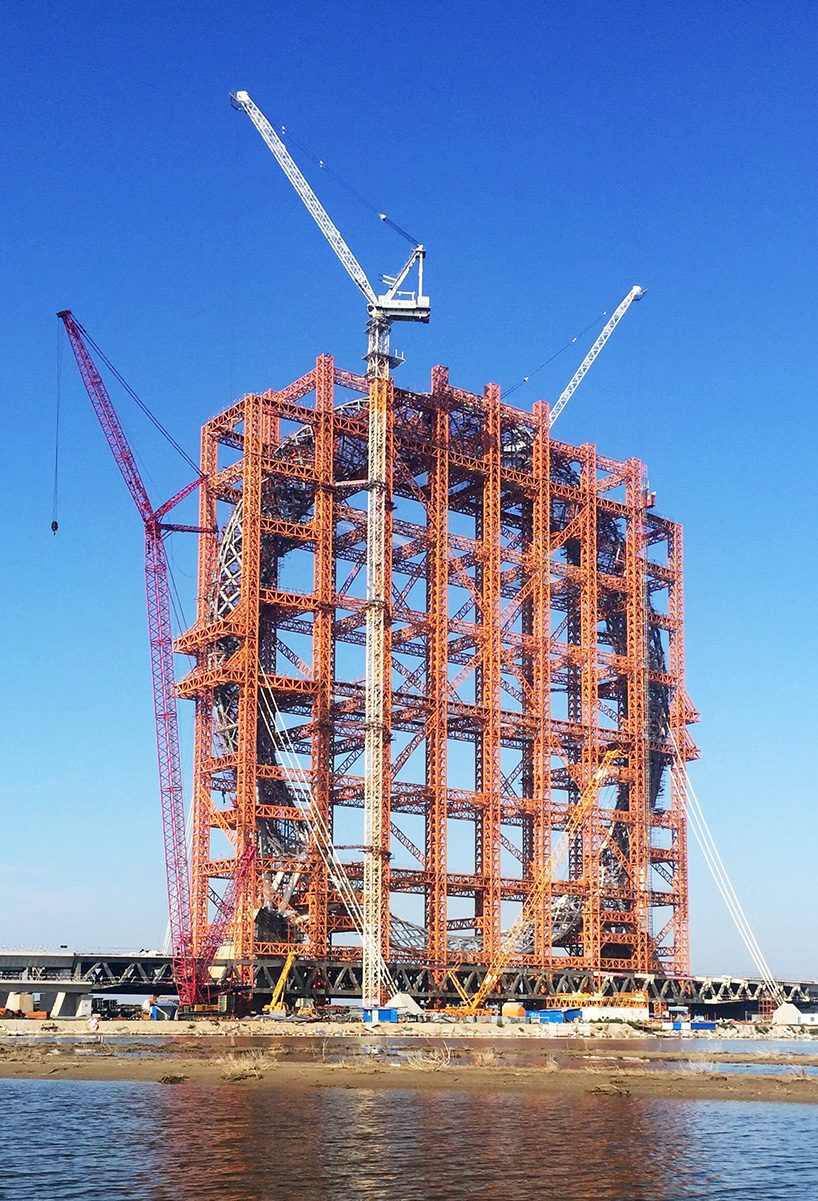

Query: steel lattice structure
<box><xmin>176</xmin><ymin>359</ymin><xmax>697</xmax><ymax>989</ymax></box>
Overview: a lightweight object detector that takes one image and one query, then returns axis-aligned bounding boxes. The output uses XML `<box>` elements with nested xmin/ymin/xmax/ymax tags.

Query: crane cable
<box><xmin>501</xmin><ymin>309</ymin><xmax>612</xmax><ymax>400</ymax></box>
<box><xmin>51</xmin><ymin>321</ymin><xmax>64</xmax><ymax>533</ymax></box>
<box><xmin>69</xmin><ymin>317</ymin><xmax>200</xmax><ymax>475</ymax></box>
<box><xmin>277</xmin><ymin>123</ymin><xmax>421</xmax><ymax>247</ymax></box>
<box><xmin>670</xmin><ymin>734</ymin><xmax>784</xmax><ymax>1005</ymax></box>
<box><xmin>256</xmin><ymin>681</ymin><xmax>385</xmax><ymax>981</ymax></box>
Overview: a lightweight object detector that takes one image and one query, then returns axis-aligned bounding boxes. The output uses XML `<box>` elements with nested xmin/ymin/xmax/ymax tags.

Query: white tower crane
<box><xmin>549</xmin><ymin>285</ymin><xmax>645</xmax><ymax>427</ymax></box>
<box><xmin>231</xmin><ymin>90</ymin><xmax>432</xmax><ymax>1009</ymax></box>
<box><xmin>230</xmin><ymin>90</ymin><xmax>430</xmax><ymax>378</ymax></box>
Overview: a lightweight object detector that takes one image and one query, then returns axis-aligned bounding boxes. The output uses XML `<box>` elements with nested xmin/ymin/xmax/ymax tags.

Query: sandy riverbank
<box><xmin>2</xmin><ymin>1029</ymin><xmax>817</xmax><ymax>1103</ymax></box>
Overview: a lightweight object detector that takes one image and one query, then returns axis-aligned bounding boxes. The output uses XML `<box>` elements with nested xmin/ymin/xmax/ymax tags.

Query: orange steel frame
<box><xmin>176</xmin><ymin>359</ymin><xmax>697</xmax><ymax>988</ymax></box>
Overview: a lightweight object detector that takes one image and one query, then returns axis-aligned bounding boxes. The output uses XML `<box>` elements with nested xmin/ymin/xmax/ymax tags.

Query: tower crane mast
<box><xmin>232</xmin><ymin>90</ymin><xmax>433</xmax><ymax>1007</ymax></box>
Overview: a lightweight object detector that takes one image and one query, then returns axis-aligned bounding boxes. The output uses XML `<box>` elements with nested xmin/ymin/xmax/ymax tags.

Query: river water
<box><xmin>3</xmin><ymin>1079</ymin><xmax>817</xmax><ymax>1200</ymax></box>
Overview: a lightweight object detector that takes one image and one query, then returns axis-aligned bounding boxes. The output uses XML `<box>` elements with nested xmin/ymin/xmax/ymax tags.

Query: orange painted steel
<box><xmin>178</xmin><ymin>360</ymin><xmax>696</xmax><ymax>985</ymax></box>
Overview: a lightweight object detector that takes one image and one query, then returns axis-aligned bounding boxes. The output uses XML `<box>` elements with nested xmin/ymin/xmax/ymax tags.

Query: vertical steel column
<box><xmin>311</xmin><ymin>355</ymin><xmax>335</xmax><ymax>959</ymax></box>
<box><xmin>531</xmin><ymin>401</ymin><xmax>553</xmax><ymax>963</ymax></box>
<box><xmin>233</xmin><ymin>394</ymin><xmax>263</xmax><ymax>983</ymax></box>
<box><xmin>625</xmin><ymin>459</ymin><xmax>651</xmax><ymax>972</ymax></box>
<box><xmin>426</xmin><ymin>365</ymin><xmax>450</xmax><ymax>967</ymax></box>
<box><xmin>579</xmin><ymin>445</ymin><xmax>602</xmax><ymax>970</ymax></box>
<box><xmin>190</xmin><ymin>422</ymin><xmax>219</xmax><ymax>956</ymax></box>
<box><xmin>481</xmin><ymin>384</ymin><xmax>503</xmax><ymax>960</ymax></box>
<box><xmin>667</xmin><ymin>521</ymin><xmax>690</xmax><ymax>975</ymax></box>
<box><xmin>362</xmin><ymin>374</ymin><xmax>394</xmax><ymax>1005</ymax></box>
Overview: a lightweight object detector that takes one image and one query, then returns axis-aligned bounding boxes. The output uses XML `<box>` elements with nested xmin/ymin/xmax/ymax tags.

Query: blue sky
<box><xmin>2</xmin><ymin>2</ymin><xmax>816</xmax><ymax>977</ymax></box>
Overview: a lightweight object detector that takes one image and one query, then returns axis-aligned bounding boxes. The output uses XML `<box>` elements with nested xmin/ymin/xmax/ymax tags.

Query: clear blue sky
<box><xmin>2</xmin><ymin>2</ymin><xmax>816</xmax><ymax>977</ymax></box>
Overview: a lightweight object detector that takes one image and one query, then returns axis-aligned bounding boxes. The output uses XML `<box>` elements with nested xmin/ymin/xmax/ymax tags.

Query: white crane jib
<box><xmin>549</xmin><ymin>285</ymin><xmax>645</xmax><ymax>427</ymax></box>
<box><xmin>230</xmin><ymin>90</ymin><xmax>430</xmax><ymax>378</ymax></box>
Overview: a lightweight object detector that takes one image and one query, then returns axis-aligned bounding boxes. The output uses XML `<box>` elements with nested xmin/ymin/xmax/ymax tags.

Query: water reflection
<box><xmin>3</xmin><ymin>1079</ymin><xmax>817</xmax><ymax>1200</ymax></box>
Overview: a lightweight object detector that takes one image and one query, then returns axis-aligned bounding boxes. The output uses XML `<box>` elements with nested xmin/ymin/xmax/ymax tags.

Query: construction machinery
<box><xmin>232</xmin><ymin>89</ymin><xmax>434</xmax><ymax>1008</ymax></box>
<box><xmin>263</xmin><ymin>950</ymin><xmax>297</xmax><ymax>1014</ymax></box>
<box><xmin>57</xmin><ymin>311</ymin><xmax>254</xmax><ymax>1007</ymax></box>
<box><xmin>230</xmin><ymin>89</ymin><xmax>430</xmax><ymax>379</ymax></box>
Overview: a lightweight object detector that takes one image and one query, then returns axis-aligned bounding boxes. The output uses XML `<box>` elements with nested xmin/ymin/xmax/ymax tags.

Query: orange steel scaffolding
<box><xmin>176</xmin><ymin>360</ymin><xmax>697</xmax><ymax>986</ymax></box>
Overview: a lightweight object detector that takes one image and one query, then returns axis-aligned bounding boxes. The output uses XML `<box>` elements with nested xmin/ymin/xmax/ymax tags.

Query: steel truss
<box><xmin>3</xmin><ymin>952</ymin><xmax>816</xmax><ymax>1018</ymax></box>
<box><xmin>176</xmin><ymin>360</ymin><xmax>697</xmax><ymax>985</ymax></box>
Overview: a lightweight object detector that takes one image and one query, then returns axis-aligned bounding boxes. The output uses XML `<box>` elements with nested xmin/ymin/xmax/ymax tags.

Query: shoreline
<box><xmin>2</xmin><ymin>1030</ymin><xmax>818</xmax><ymax>1103</ymax></box>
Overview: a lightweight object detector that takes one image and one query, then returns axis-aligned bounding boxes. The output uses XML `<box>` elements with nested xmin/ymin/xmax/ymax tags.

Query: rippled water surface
<box><xmin>3</xmin><ymin>1079</ymin><xmax>817</xmax><ymax>1200</ymax></box>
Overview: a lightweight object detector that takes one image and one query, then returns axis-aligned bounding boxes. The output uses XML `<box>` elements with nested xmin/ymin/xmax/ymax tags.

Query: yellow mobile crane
<box><xmin>448</xmin><ymin>748</ymin><xmax>619</xmax><ymax>1014</ymax></box>
<box><xmin>263</xmin><ymin>950</ymin><xmax>298</xmax><ymax>1014</ymax></box>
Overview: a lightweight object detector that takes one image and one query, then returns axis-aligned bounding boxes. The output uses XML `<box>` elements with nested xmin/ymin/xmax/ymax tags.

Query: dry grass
<box><xmin>472</xmin><ymin>1047</ymin><xmax>500</xmax><ymax>1068</ymax></box>
<box><xmin>405</xmin><ymin>1043</ymin><xmax>453</xmax><ymax>1071</ymax></box>
<box><xmin>217</xmin><ymin>1049</ymin><xmax>279</xmax><ymax>1081</ymax></box>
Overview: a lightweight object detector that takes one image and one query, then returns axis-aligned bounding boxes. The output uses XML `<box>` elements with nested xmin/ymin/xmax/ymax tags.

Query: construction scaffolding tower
<box><xmin>175</xmin><ymin>359</ymin><xmax>697</xmax><ymax>988</ymax></box>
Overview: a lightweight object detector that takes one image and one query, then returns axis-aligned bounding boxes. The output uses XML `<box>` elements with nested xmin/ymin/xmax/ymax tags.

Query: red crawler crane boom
<box><xmin>57</xmin><ymin>311</ymin><xmax>253</xmax><ymax>1006</ymax></box>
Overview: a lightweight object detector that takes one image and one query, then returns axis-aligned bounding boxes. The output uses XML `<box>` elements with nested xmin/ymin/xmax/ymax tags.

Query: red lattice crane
<box><xmin>57</xmin><ymin>311</ymin><xmax>253</xmax><ymax>1006</ymax></box>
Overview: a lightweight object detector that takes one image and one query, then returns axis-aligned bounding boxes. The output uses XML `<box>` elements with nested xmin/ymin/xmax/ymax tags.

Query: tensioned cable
<box><xmin>256</xmin><ymin>677</ymin><xmax>395</xmax><ymax>995</ymax></box>
<box><xmin>257</xmin><ymin>683</ymin><xmax>369</xmax><ymax>936</ymax></box>
<box><xmin>73</xmin><ymin>319</ymin><xmax>199</xmax><ymax>475</ymax></box>
<box><xmin>257</xmin><ymin>684</ymin><xmax>383</xmax><ymax>980</ymax></box>
<box><xmin>165</xmin><ymin>541</ymin><xmax>189</xmax><ymax>633</ymax></box>
<box><xmin>277</xmin><ymin>123</ymin><xmax>420</xmax><ymax>247</ymax></box>
<box><xmin>689</xmin><ymin>794</ymin><xmax>779</xmax><ymax>995</ymax></box>
<box><xmin>685</xmin><ymin>796</ymin><xmax>779</xmax><ymax>999</ymax></box>
<box><xmin>669</xmin><ymin>740</ymin><xmax>777</xmax><ymax>989</ymax></box>
<box><xmin>501</xmin><ymin>309</ymin><xmax>611</xmax><ymax>400</ymax></box>
<box><xmin>670</xmin><ymin>734</ymin><xmax>783</xmax><ymax>1002</ymax></box>
<box><xmin>686</xmin><ymin>798</ymin><xmax>778</xmax><ymax>997</ymax></box>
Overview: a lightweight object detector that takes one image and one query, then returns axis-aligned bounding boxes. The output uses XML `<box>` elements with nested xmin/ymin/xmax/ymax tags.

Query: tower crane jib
<box><xmin>230</xmin><ymin>90</ymin><xmax>377</xmax><ymax>306</ymax></box>
<box><xmin>230</xmin><ymin>89</ymin><xmax>430</xmax><ymax>378</ymax></box>
<box><xmin>549</xmin><ymin>285</ymin><xmax>645</xmax><ymax>427</ymax></box>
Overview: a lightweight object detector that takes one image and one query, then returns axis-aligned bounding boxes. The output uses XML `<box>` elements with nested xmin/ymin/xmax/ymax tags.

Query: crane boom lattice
<box><xmin>549</xmin><ymin>286</ymin><xmax>645</xmax><ymax>427</ymax></box>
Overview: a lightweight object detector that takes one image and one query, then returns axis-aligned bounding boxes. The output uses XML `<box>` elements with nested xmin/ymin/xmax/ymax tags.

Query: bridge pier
<box><xmin>44</xmin><ymin>991</ymin><xmax>91</xmax><ymax>1019</ymax></box>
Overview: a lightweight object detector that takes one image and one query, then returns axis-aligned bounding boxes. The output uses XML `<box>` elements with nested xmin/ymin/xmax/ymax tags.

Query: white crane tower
<box><xmin>232</xmin><ymin>89</ymin><xmax>433</xmax><ymax>1008</ymax></box>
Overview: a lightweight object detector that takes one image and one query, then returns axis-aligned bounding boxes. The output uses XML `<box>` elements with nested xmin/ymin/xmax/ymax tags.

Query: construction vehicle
<box><xmin>263</xmin><ymin>950</ymin><xmax>297</xmax><ymax>1014</ymax></box>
